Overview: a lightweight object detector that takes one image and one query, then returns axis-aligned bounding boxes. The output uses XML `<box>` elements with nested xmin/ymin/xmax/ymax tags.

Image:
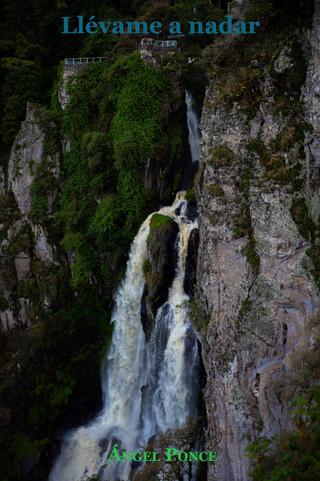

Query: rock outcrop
<box><xmin>0</xmin><ymin>103</ymin><xmax>60</xmax><ymax>331</ymax></box>
<box><xmin>197</xmin><ymin>5</ymin><xmax>320</xmax><ymax>480</ymax></box>
<box><xmin>302</xmin><ymin>0</ymin><xmax>320</xmax><ymax>221</ymax></box>
<box><xmin>59</xmin><ymin>63</ymin><xmax>87</xmax><ymax>110</ymax></box>
<box><xmin>141</xmin><ymin>214</ymin><xmax>179</xmax><ymax>339</ymax></box>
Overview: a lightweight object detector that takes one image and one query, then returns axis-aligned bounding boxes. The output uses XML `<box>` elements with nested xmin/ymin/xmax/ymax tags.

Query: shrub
<box><xmin>90</xmin><ymin>194</ymin><xmax>122</xmax><ymax>236</ymax></box>
<box><xmin>207</xmin><ymin>145</ymin><xmax>235</xmax><ymax>167</ymax></box>
<box><xmin>243</xmin><ymin>238</ymin><xmax>260</xmax><ymax>276</ymax></box>
<box><xmin>218</xmin><ymin>67</ymin><xmax>262</xmax><ymax>116</ymax></box>
<box><xmin>248</xmin><ymin>138</ymin><xmax>268</xmax><ymax>162</ymax></box>
<box><xmin>245</xmin><ymin>0</ymin><xmax>275</xmax><ymax>21</ymax></box>
<box><xmin>206</xmin><ymin>183</ymin><xmax>225</xmax><ymax>197</ymax></box>
<box><xmin>290</xmin><ymin>198</ymin><xmax>316</xmax><ymax>243</ymax></box>
<box><xmin>29</xmin><ymin>166</ymin><xmax>54</xmax><ymax>223</ymax></box>
<box><xmin>186</xmin><ymin>188</ymin><xmax>196</xmax><ymax>203</ymax></box>
<box><xmin>189</xmin><ymin>295</ymin><xmax>211</xmax><ymax>333</ymax></box>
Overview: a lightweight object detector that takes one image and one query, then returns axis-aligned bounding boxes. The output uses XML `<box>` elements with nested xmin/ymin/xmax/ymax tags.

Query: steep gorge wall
<box><xmin>0</xmin><ymin>103</ymin><xmax>60</xmax><ymax>332</ymax></box>
<box><xmin>197</xmin><ymin>3</ymin><xmax>320</xmax><ymax>481</ymax></box>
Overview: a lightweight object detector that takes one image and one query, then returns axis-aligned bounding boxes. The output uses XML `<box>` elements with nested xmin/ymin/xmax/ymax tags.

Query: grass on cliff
<box><xmin>150</xmin><ymin>214</ymin><xmax>174</xmax><ymax>229</ymax></box>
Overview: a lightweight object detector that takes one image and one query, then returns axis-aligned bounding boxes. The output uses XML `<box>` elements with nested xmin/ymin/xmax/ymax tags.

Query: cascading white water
<box><xmin>48</xmin><ymin>215</ymin><xmax>152</xmax><ymax>481</ymax></box>
<box><xmin>49</xmin><ymin>90</ymin><xmax>201</xmax><ymax>481</ymax></box>
<box><xmin>48</xmin><ymin>194</ymin><xmax>199</xmax><ymax>481</ymax></box>
<box><xmin>141</xmin><ymin>197</ymin><xmax>199</xmax><ymax>442</ymax></box>
<box><xmin>185</xmin><ymin>91</ymin><xmax>201</xmax><ymax>163</ymax></box>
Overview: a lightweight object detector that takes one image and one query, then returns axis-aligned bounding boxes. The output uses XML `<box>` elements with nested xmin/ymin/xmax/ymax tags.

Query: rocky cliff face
<box><xmin>0</xmin><ymin>103</ymin><xmax>60</xmax><ymax>331</ymax></box>
<box><xmin>302</xmin><ymin>0</ymin><xmax>320</xmax><ymax>220</ymax></box>
<box><xmin>197</xmin><ymin>4</ymin><xmax>320</xmax><ymax>481</ymax></box>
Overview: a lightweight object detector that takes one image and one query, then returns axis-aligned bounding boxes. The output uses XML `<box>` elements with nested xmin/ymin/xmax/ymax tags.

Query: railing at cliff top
<box><xmin>64</xmin><ymin>57</ymin><xmax>108</xmax><ymax>65</ymax></box>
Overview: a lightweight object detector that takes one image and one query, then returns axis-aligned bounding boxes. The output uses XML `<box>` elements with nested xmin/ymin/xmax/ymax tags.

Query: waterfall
<box><xmin>49</xmin><ymin>88</ymin><xmax>202</xmax><ymax>481</ymax></box>
<box><xmin>48</xmin><ymin>194</ymin><xmax>200</xmax><ymax>481</ymax></box>
<box><xmin>185</xmin><ymin>91</ymin><xmax>201</xmax><ymax>163</ymax></box>
<box><xmin>48</xmin><ymin>215</ymin><xmax>152</xmax><ymax>481</ymax></box>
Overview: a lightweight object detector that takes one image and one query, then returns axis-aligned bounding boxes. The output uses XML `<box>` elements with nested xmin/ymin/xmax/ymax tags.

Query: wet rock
<box><xmin>141</xmin><ymin>215</ymin><xmax>179</xmax><ymax>340</ymax></box>
<box><xmin>184</xmin><ymin>228</ymin><xmax>199</xmax><ymax>296</ymax></box>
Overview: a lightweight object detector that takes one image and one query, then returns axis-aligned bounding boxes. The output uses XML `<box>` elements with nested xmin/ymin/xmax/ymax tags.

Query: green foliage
<box><xmin>60</xmin><ymin>53</ymin><xmax>168</xmax><ymax>288</ymax></box>
<box><xmin>32</xmin><ymin>288</ymin><xmax>111</xmax><ymax>428</ymax></box>
<box><xmin>208</xmin><ymin>145</ymin><xmax>235</xmax><ymax>167</ymax></box>
<box><xmin>0</xmin><ymin>58</ymin><xmax>42</xmax><ymax>152</ymax></box>
<box><xmin>0</xmin><ymin>433</ymin><xmax>48</xmax><ymax>480</ymax></box>
<box><xmin>245</xmin><ymin>0</ymin><xmax>275</xmax><ymax>21</ymax></box>
<box><xmin>239</xmin><ymin>298</ymin><xmax>253</xmax><ymax>321</ymax></box>
<box><xmin>248</xmin><ymin>138</ymin><xmax>268</xmax><ymax>161</ymax></box>
<box><xmin>189</xmin><ymin>293</ymin><xmax>211</xmax><ymax>333</ymax></box>
<box><xmin>90</xmin><ymin>195</ymin><xmax>122</xmax><ymax>236</ymax></box>
<box><xmin>290</xmin><ymin>197</ymin><xmax>320</xmax><ymax>291</ymax></box>
<box><xmin>82</xmin><ymin>131</ymin><xmax>109</xmax><ymax>172</ymax></box>
<box><xmin>112</xmin><ymin>54</ymin><xmax>167</xmax><ymax>170</ymax></box>
<box><xmin>243</xmin><ymin>238</ymin><xmax>260</xmax><ymax>277</ymax></box>
<box><xmin>186</xmin><ymin>188</ymin><xmax>196</xmax><ymax>203</ymax></box>
<box><xmin>32</xmin><ymin>370</ymin><xmax>76</xmax><ymax>424</ymax></box>
<box><xmin>290</xmin><ymin>198</ymin><xmax>316</xmax><ymax>244</ymax></box>
<box><xmin>246</xmin><ymin>385</ymin><xmax>320</xmax><ymax>481</ymax></box>
<box><xmin>307</xmin><ymin>246</ymin><xmax>320</xmax><ymax>291</ymax></box>
<box><xmin>9</xmin><ymin>223</ymin><xmax>33</xmax><ymax>256</ymax></box>
<box><xmin>29</xmin><ymin>163</ymin><xmax>55</xmax><ymax>223</ymax></box>
<box><xmin>111</xmin><ymin>55</ymin><xmax>167</xmax><ymax>219</ymax></box>
<box><xmin>206</xmin><ymin>183</ymin><xmax>225</xmax><ymax>197</ymax></box>
<box><xmin>217</xmin><ymin>66</ymin><xmax>262</xmax><ymax>116</ymax></box>
<box><xmin>0</xmin><ymin>4</ymin><xmax>187</xmax><ymax>481</ymax></box>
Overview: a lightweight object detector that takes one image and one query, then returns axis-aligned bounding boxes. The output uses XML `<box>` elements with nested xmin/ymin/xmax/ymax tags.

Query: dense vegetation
<box><xmin>59</xmin><ymin>53</ymin><xmax>169</xmax><ymax>289</ymax></box>
<box><xmin>0</xmin><ymin>49</ymin><xmax>187</xmax><ymax>481</ymax></box>
<box><xmin>246</xmin><ymin>359</ymin><xmax>320</xmax><ymax>481</ymax></box>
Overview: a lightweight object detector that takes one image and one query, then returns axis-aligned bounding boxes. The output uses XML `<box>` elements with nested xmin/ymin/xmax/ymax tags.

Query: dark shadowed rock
<box><xmin>184</xmin><ymin>228</ymin><xmax>199</xmax><ymax>297</ymax></box>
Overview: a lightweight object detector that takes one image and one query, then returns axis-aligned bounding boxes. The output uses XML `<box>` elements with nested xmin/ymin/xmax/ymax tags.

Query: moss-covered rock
<box><xmin>141</xmin><ymin>214</ymin><xmax>178</xmax><ymax>339</ymax></box>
